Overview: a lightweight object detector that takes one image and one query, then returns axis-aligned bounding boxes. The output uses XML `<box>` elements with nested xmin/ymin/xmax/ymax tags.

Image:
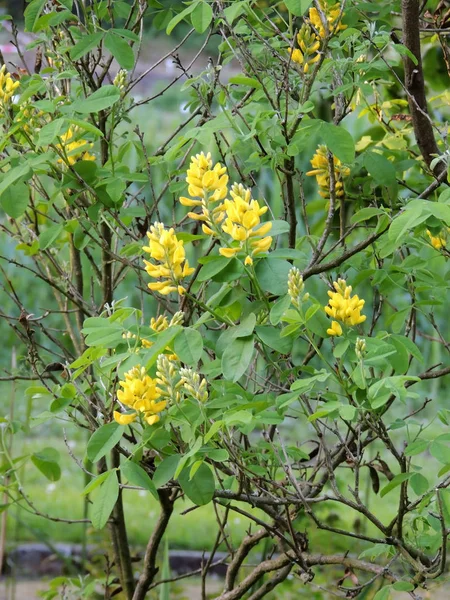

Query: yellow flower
<box><xmin>56</xmin><ymin>127</ymin><xmax>95</xmax><ymax>166</ymax></box>
<box><xmin>309</xmin><ymin>2</ymin><xmax>346</xmax><ymax>39</ymax></box>
<box><xmin>326</xmin><ymin>320</ymin><xmax>343</xmax><ymax>337</ymax></box>
<box><xmin>113</xmin><ymin>411</ymin><xmax>137</xmax><ymax>425</ymax></box>
<box><xmin>180</xmin><ymin>152</ymin><xmax>228</xmax><ymax>235</ymax></box>
<box><xmin>288</xmin><ymin>24</ymin><xmax>320</xmax><ymax>74</ymax></box>
<box><xmin>306</xmin><ymin>145</ymin><xmax>350</xmax><ymax>199</ymax></box>
<box><xmin>220</xmin><ymin>183</ymin><xmax>272</xmax><ymax>264</ymax></box>
<box><xmin>123</xmin><ymin>312</ymin><xmax>183</xmax><ymax>360</ymax></box>
<box><xmin>324</xmin><ymin>279</ymin><xmax>366</xmax><ymax>336</ymax></box>
<box><xmin>0</xmin><ymin>65</ymin><xmax>19</xmax><ymax>105</ymax></box>
<box><xmin>426</xmin><ymin>229</ymin><xmax>448</xmax><ymax>250</ymax></box>
<box><xmin>143</xmin><ymin>222</ymin><xmax>195</xmax><ymax>295</ymax></box>
<box><xmin>114</xmin><ymin>365</ymin><xmax>167</xmax><ymax>426</ymax></box>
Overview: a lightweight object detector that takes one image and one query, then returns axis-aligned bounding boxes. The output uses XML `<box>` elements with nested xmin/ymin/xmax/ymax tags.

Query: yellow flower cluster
<box><xmin>180</xmin><ymin>152</ymin><xmax>228</xmax><ymax>236</ymax></box>
<box><xmin>427</xmin><ymin>228</ymin><xmax>448</xmax><ymax>250</ymax></box>
<box><xmin>288</xmin><ymin>2</ymin><xmax>345</xmax><ymax>73</ymax></box>
<box><xmin>289</xmin><ymin>24</ymin><xmax>320</xmax><ymax>74</ymax></box>
<box><xmin>56</xmin><ymin>127</ymin><xmax>95</xmax><ymax>166</ymax></box>
<box><xmin>0</xmin><ymin>65</ymin><xmax>19</xmax><ymax>104</ymax></box>
<box><xmin>220</xmin><ymin>183</ymin><xmax>272</xmax><ymax>266</ymax></box>
<box><xmin>325</xmin><ymin>279</ymin><xmax>366</xmax><ymax>337</ymax></box>
<box><xmin>114</xmin><ymin>365</ymin><xmax>166</xmax><ymax>426</ymax></box>
<box><xmin>143</xmin><ymin>222</ymin><xmax>195</xmax><ymax>295</ymax></box>
<box><xmin>309</xmin><ymin>1</ymin><xmax>346</xmax><ymax>39</ymax></box>
<box><xmin>306</xmin><ymin>145</ymin><xmax>350</xmax><ymax>199</ymax></box>
<box><xmin>180</xmin><ymin>154</ymin><xmax>272</xmax><ymax>265</ymax></box>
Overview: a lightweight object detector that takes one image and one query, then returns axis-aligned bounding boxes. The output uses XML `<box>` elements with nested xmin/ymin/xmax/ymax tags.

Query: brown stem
<box><xmin>401</xmin><ymin>0</ymin><xmax>445</xmax><ymax>177</ymax></box>
<box><xmin>132</xmin><ymin>489</ymin><xmax>175</xmax><ymax>600</ymax></box>
<box><xmin>284</xmin><ymin>159</ymin><xmax>297</xmax><ymax>248</ymax></box>
<box><xmin>225</xmin><ymin>529</ymin><xmax>268</xmax><ymax>592</ymax></box>
<box><xmin>111</xmin><ymin>449</ymin><xmax>135</xmax><ymax>599</ymax></box>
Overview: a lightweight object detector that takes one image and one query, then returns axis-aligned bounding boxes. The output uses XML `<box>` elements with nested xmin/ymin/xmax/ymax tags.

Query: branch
<box><xmin>401</xmin><ymin>0</ymin><xmax>445</xmax><ymax>177</ymax></box>
<box><xmin>132</xmin><ymin>489</ymin><xmax>175</xmax><ymax>600</ymax></box>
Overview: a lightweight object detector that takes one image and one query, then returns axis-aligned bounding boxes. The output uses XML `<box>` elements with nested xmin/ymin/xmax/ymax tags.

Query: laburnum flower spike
<box><xmin>0</xmin><ymin>65</ymin><xmax>19</xmax><ymax>105</ymax></box>
<box><xmin>288</xmin><ymin>267</ymin><xmax>309</xmax><ymax>308</ymax></box>
<box><xmin>114</xmin><ymin>365</ymin><xmax>167</xmax><ymax>426</ymax></box>
<box><xmin>324</xmin><ymin>278</ymin><xmax>366</xmax><ymax>336</ymax></box>
<box><xmin>309</xmin><ymin>1</ymin><xmax>346</xmax><ymax>39</ymax></box>
<box><xmin>143</xmin><ymin>222</ymin><xmax>195</xmax><ymax>295</ymax></box>
<box><xmin>306</xmin><ymin>145</ymin><xmax>350</xmax><ymax>200</ymax></box>
<box><xmin>179</xmin><ymin>152</ymin><xmax>228</xmax><ymax>235</ymax></box>
<box><xmin>220</xmin><ymin>183</ymin><xmax>272</xmax><ymax>265</ymax></box>
<box><xmin>289</xmin><ymin>24</ymin><xmax>320</xmax><ymax>74</ymax></box>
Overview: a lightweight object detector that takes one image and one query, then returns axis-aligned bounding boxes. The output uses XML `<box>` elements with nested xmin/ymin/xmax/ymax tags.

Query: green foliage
<box><xmin>1</xmin><ymin>0</ymin><xmax>450</xmax><ymax>598</ymax></box>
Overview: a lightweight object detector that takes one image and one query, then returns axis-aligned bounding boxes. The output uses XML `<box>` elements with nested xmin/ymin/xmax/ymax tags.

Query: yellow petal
<box><xmin>114</xmin><ymin>411</ymin><xmax>137</xmax><ymax>425</ymax></box>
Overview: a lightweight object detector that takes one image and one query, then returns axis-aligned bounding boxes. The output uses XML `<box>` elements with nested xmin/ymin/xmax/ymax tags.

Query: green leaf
<box><xmin>91</xmin><ymin>471</ymin><xmax>119</xmax><ymax>529</ymax></box>
<box><xmin>31</xmin><ymin>447</ymin><xmax>61</xmax><ymax>481</ymax></box>
<box><xmin>380</xmin><ymin>472</ymin><xmax>412</xmax><ymax>498</ymax></box>
<box><xmin>204</xmin><ymin>421</ymin><xmax>224</xmax><ymax>443</ymax></box>
<box><xmin>404</xmin><ymin>439</ymin><xmax>428</xmax><ymax>456</ymax></box>
<box><xmin>429</xmin><ymin>440</ymin><xmax>449</xmax><ymax>464</ymax></box>
<box><xmin>39</xmin><ymin>224</ymin><xmax>64</xmax><ymax>250</ymax></box>
<box><xmin>69</xmin><ymin>32</ymin><xmax>104</xmax><ymax>61</ymax></box>
<box><xmin>339</xmin><ymin>405</ymin><xmax>356</xmax><ymax>421</ymax></box>
<box><xmin>255</xmin><ymin>259</ymin><xmax>292</xmax><ymax>295</ymax></box>
<box><xmin>410</xmin><ymin>473</ymin><xmax>428</xmax><ymax>496</ymax></box>
<box><xmin>86</xmin><ymin>422</ymin><xmax>123</xmax><ymax>463</ymax></box>
<box><xmin>1</xmin><ymin>181</ymin><xmax>29</xmax><ymax>218</ymax></box>
<box><xmin>223</xmin><ymin>1</ymin><xmax>247</xmax><ymax>23</ymax></box>
<box><xmin>388</xmin><ymin>200</ymin><xmax>427</xmax><ymax>243</ymax></box>
<box><xmin>255</xmin><ymin>326</ymin><xmax>293</xmax><ymax>354</ymax></box>
<box><xmin>24</xmin><ymin>0</ymin><xmax>47</xmax><ymax>32</ymax></box>
<box><xmin>393</xmin><ymin>43</ymin><xmax>418</xmax><ymax>65</ymax></box>
<box><xmin>270</xmin><ymin>294</ymin><xmax>291</xmax><ymax>325</ymax></box>
<box><xmin>166</xmin><ymin>1</ymin><xmax>199</xmax><ymax>34</ymax></box>
<box><xmin>73</xmin><ymin>85</ymin><xmax>121</xmax><ymax>114</ymax></box>
<box><xmin>121</xmin><ymin>461</ymin><xmax>158</xmax><ymax>500</ymax></box>
<box><xmin>0</xmin><ymin>164</ymin><xmax>32</xmax><ymax>198</ymax></box>
<box><xmin>143</xmin><ymin>326</ymin><xmax>182</xmax><ymax>369</ymax></box>
<box><xmin>222</xmin><ymin>335</ymin><xmax>254</xmax><ymax>382</ymax></box>
<box><xmin>178</xmin><ymin>462</ymin><xmax>215</xmax><ymax>506</ymax></box>
<box><xmin>364</xmin><ymin>151</ymin><xmax>396</xmax><ymax>186</ymax></box>
<box><xmin>153</xmin><ymin>455</ymin><xmax>180</xmax><ymax>489</ymax></box>
<box><xmin>37</xmin><ymin>118</ymin><xmax>65</xmax><ymax>147</ymax></box>
<box><xmin>198</xmin><ymin>256</ymin><xmax>231</xmax><ymax>281</ymax></box>
<box><xmin>174</xmin><ymin>327</ymin><xmax>203</xmax><ymax>366</ymax></box>
<box><xmin>228</xmin><ymin>75</ymin><xmax>262</xmax><ymax>89</ymax></box>
<box><xmin>392</xmin><ymin>581</ymin><xmax>414</xmax><ymax>592</ymax></box>
<box><xmin>284</xmin><ymin>0</ymin><xmax>313</xmax><ymax>16</ymax></box>
<box><xmin>82</xmin><ymin>471</ymin><xmax>111</xmax><ymax>495</ymax></box>
<box><xmin>191</xmin><ymin>1</ymin><xmax>213</xmax><ymax>33</ymax></box>
<box><xmin>350</xmin><ymin>207</ymin><xmax>385</xmax><ymax>224</ymax></box>
<box><xmin>333</xmin><ymin>339</ymin><xmax>349</xmax><ymax>359</ymax></box>
<box><xmin>321</xmin><ymin>123</ymin><xmax>355</xmax><ymax>164</ymax></box>
<box><xmin>82</xmin><ymin>321</ymin><xmax>124</xmax><ymax>348</ymax></box>
<box><xmin>104</xmin><ymin>31</ymin><xmax>135</xmax><ymax>70</ymax></box>
<box><xmin>373</xmin><ymin>587</ymin><xmax>391</xmax><ymax>600</ymax></box>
